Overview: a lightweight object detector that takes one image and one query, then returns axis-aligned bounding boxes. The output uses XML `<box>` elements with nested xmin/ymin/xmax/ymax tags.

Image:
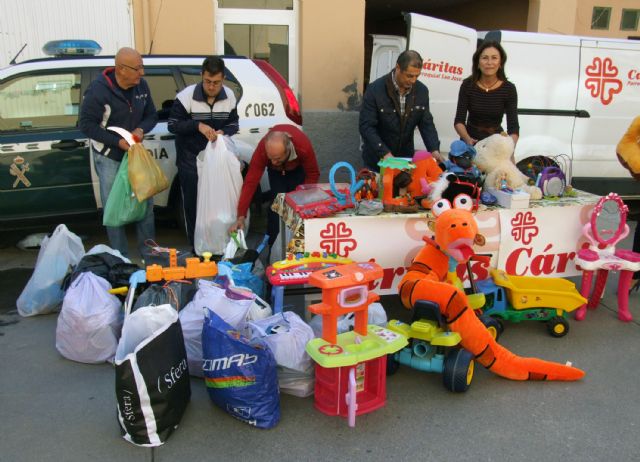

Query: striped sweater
<box><xmin>454</xmin><ymin>78</ymin><xmax>519</xmax><ymax>141</ymax></box>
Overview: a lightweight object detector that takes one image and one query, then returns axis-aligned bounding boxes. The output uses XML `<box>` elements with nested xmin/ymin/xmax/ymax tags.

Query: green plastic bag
<box><xmin>102</xmin><ymin>154</ymin><xmax>147</xmax><ymax>227</ymax></box>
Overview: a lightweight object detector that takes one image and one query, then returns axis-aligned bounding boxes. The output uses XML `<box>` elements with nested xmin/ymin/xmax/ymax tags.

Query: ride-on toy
<box><xmin>386</xmin><ymin>300</ymin><xmax>474</xmax><ymax>393</ymax></box>
<box><xmin>476</xmin><ymin>269</ymin><xmax>587</xmax><ymax>338</ymax></box>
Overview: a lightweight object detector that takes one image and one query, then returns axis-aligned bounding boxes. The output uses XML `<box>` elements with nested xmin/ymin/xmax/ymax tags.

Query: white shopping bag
<box><xmin>248</xmin><ymin>311</ymin><xmax>315</xmax><ymax>372</ymax></box>
<box><xmin>222</xmin><ymin>229</ymin><xmax>248</xmax><ymax>260</ymax></box>
<box><xmin>194</xmin><ymin>137</ymin><xmax>243</xmax><ymax>256</ymax></box>
<box><xmin>17</xmin><ymin>224</ymin><xmax>85</xmax><ymax>316</ymax></box>
<box><xmin>178</xmin><ymin>279</ymin><xmax>255</xmax><ymax>377</ymax></box>
<box><xmin>55</xmin><ymin>272</ymin><xmax>122</xmax><ymax>364</ymax></box>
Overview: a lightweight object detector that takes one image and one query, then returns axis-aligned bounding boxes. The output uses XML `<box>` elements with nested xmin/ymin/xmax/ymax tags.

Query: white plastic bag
<box><xmin>178</xmin><ymin>279</ymin><xmax>255</xmax><ymax>377</ymax></box>
<box><xmin>177</xmin><ymin>300</ymin><xmax>204</xmax><ymax>377</ymax></box>
<box><xmin>17</xmin><ymin>224</ymin><xmax>85</xmax><ymax>317</ymax></box>
<box><xmin>278</xmin><ymin>365</ymin><xmax>315</xmax><ymax>398</ymax></box>
<box><xmin>194</xmin><ymin>137</ymin><xmax>243</xmax><ymax>255</ymax></box>
<box><xmin>246</xmin><ymin>294</ymin><xmax>272</xmax><ymax>322</ymax></box>
<box><xmin>222</xmin><ymin>229</ymin><xmax>248</xmax><ymax>260</ymax></box>
<box><xmin>248</xmin><ymin>311</ymin><xmax>314</xmax><ymax>372</ymax></box>
<box><xmin>85</xmin><ymin>244</ymin><xmax>131</xmax><ymax>263</ymax></box>
<box><xmin>55</xmin><ymin>272</ymin><xmax>122</xmax><ymax>363</ymax></box>
<box><xmin>309</xmin><ymin>302</ymin><xmax>388</xmax><ymax>338</ymax></box>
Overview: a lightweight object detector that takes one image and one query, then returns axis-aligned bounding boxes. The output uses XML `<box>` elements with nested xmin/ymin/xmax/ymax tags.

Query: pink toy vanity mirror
<box><xmin>589</xmin><ymin>193</ymin><xmax>629</xmax><ymax>247</ymax></box>
<box><xmin>575</xmin><ymin>192</ymin><xmax>640</xmax><ymax>322</ymax></box>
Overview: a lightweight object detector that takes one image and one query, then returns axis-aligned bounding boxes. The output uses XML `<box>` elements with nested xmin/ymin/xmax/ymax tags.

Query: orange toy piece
<box><xmin>407</xmin><ymin>150</ymin><xmax>443</xmax><ymax>209</ymax></box>
<box><xmin>146</xmin><ymin>249</ymin><xmax>217</xmax><ymax>282</ymax></box>
<box><xmin>398</xmin><ymin>194</ymin><xmax>585</xmax><ymax>382</ymax></box>
<box><xmin>378</xmin><ymin>157</ymin><xmax>418</xmax><ymax>213</ymax></box>
<box><xmin>307</xmin><ymin>262</ymin><xmax>383</xmax><ymax>344</ymax></box>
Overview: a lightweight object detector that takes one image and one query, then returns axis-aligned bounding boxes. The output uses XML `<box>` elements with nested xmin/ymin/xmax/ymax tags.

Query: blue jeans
<box><xmin>93</xmin><ymin>152</ymin><xmax>155</xmax><ymax>259</ymax></box>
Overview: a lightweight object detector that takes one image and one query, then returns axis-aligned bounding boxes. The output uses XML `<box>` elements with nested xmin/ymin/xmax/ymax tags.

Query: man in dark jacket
<box><xmin>79</xmin><ymin>47</ymin><xmax>158</xmax><ymax>259</ymax></box>
<box><xmin>168</xmin><ymin>57</ymin><xmax>239</xmax><ymax>247</ymax></box>
<box><xmin>359</xmin><ymin>50</ymin><xmax>442</xmax><ymax>171</ymax></box>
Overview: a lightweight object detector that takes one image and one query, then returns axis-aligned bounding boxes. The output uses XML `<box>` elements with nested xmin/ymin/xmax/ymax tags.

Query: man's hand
<box><xmin>229</xmin><ymin>216</ymin><xmax>246</xmax><ymax>233</ymax></box>
<box><xmin>132</xmin><ymin>128</ymin><xmax>144</xmax><ymax>143</ymax></box>
<box><xmin>383</xmin><ymin>152</ymin><xmax>394</xmax><ymax>159</ymax></box>
<box><xmin>118</xmin><ymin>138</ymin><xmax>131</xmax><ymax>151</ymax></box>
<box><xmin>199</xmin><ymin>123</ymin><xmax>218</xmax><ymax>141</ymax></box>
<box><xmin>431</xmin><ymin>150</ymin><xmax>445</xmax><ymax>164</ymax></box>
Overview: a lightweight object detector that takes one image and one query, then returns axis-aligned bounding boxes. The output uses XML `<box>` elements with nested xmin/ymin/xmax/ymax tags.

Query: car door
<box><xmin>0</xmin><ymin>69</ymin><xmax>94</xmax><ymax>220</ymax></box>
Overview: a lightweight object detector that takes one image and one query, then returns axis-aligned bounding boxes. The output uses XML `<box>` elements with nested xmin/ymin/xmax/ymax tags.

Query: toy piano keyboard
<box><xmin>267</xmin><ymin>251</ymin><xmax>353</xmax><ymax>285</ymax></box>
<box><xmin>266</xmin><ymin>252</ymin><xmax>353</xmax><ymax>313</ymax></box>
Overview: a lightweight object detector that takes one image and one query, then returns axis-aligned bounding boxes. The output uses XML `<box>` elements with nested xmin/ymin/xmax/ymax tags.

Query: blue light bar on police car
<box><xmin>42</xmin><ymin>40</ymin><xmax>102</xmax><ymax>57</ymax></box>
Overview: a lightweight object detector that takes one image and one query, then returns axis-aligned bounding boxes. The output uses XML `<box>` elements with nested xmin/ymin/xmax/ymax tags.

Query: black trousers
<box><xmin>267</xmin><ymin>165</ymin><xmax>305</xmax><ymax>246</ymax></box>
<box><xmin>178</xmin><ymin>167</ymin><xmax>198</xmax><ymax>246</ymax></box>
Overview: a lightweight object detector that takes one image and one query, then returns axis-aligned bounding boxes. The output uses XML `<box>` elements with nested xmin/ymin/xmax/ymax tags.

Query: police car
<box><xmin>0</xmin><ymin>40</ymin><xmax>301</xmax><ymax>223</ymax></box>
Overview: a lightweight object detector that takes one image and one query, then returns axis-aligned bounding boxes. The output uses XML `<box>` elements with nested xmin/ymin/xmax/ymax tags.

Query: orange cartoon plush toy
<box><xmin>407</xmin><ymin>151</ymin><xmax>443</xmax><ymax>209</ymax></box>
<box><xmin>398</xmin><ymin>192</ymin><xmax>585</xmax><ymax>381</ymax></box>
<box><xmin>616</xmin><ymin>115</ymin><xmax>640</xmax><ymax>180</ymax></box>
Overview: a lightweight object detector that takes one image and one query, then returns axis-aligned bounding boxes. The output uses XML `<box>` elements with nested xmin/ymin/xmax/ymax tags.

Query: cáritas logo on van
<box><xmin>584</xmin><ymin>57</ymin><xmax>623</xmax><ymax>105</ymax></box>
<box><xmin>421</xmin><ymin>58</ymin><xmax>465</xmax><ymax>82</ymax></box>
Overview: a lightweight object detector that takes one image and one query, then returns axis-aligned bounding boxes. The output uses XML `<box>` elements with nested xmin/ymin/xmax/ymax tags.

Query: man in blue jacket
<box><xmin>359</xmin><ymin>50</ymin><xmax>442</xmax><ymax>171</ymax></box>
<box><xmin>79</xmin><ymin>47</ymin><xmax>158</xmax><ymax>259</ymax></box>
<box><xmin>168</xmin><ymin>56</ymin><xmax>239</xmax><ymax>247</ymax></box>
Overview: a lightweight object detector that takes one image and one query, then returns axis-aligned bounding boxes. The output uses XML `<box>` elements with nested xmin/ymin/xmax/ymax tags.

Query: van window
<box><xmin>179</xmin><ymin>66</ymin><xmax>243</xmax><ymax>102</ymax></box>
<box><xmin>0</xmin><ymin>72</ymin><xmax>81</xmax><ymax>132</ymax></box>
<box><xmin>143</xmin><ymin>67</ymin><xmax>179</xmax><ymax>120</ymax></box>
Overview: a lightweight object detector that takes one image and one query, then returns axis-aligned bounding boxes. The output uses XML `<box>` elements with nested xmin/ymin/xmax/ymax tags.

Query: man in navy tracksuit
<box><xmin>79</xmin><ymin>47</ymin><xmax>158</xmax><ymax>259</ymax></box>
<box><xmin>168</xmin><ymin>56</ymin><xmax>239</xmax><ymax>247</ymax></box>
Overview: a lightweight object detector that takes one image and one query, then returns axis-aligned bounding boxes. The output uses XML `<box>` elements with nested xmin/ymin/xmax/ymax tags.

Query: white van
<box><xmin>370</xmin><ymin>13</ymin><xmax>640</xmax><ymax>198</ymax></box>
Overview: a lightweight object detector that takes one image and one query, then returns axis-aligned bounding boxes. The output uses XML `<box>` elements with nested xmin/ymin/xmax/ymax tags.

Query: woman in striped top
<box><xmin>454</xmin><ymin>40</ymin><xmax>519</xmax><ymax>147</ymax></box>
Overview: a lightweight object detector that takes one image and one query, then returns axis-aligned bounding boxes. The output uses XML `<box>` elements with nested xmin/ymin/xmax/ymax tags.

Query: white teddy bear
<box><xmin>474</xmin><ymin>133</ymin><xmax>543</xmax><ymax>200</ymax></box>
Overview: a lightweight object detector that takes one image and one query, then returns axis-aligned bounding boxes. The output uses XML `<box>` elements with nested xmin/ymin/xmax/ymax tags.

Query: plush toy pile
<box><xmin>474</xmin><ymin>133</ymin><xmax>543</xmax><ymax>199</ymax></box>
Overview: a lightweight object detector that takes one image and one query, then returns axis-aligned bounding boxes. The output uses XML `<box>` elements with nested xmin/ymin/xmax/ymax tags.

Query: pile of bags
<box><xmin>14</xmin><ymin>220</ymin><xmax>390</xmax><ymax>445</ymax></box>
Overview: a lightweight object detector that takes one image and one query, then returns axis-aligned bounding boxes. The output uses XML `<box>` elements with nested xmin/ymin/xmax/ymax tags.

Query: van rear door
<box><xmin>574</xmin><ymin>38</ymin><xmax>640</xmax><ymax>196</ymax></box>
<box><xmin>485</xmin><ymin>31</ymin><xmax>582</xmax><ymax>171</ymax></box>
<box><xmin>405</xmin><ymin>13</ymin><xmax>477</xmax><ymax>151</ymax></box>
<box><xmin>370</xmin><ymin>35</ymin><xmax>407</xmax><ymax>82</ymax></box>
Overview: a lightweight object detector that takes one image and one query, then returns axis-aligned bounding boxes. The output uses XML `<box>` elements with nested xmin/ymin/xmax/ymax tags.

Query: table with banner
<box><xmin>271</xmin><ymin>190</ymin><xmax>600</xmax><ymax>296</ymax></box>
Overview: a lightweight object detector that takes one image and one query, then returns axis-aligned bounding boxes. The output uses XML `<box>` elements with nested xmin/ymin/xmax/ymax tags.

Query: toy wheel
<box><xmin>443</xmin><ymin>348</ymin><xmax>474</xmax><ymax>392</ymax></box>
<box><xmin>480</xmin><ymin>315</ymin><xmax>504</xmax><ymax>340</ymax></box>
<box><xmin>386</xmin><ymin>353</ymin><xmax>400</xmax><ymax>376</ymax></box>
<box><xmin>547</xmin><ymin>316</ymin><xmax>569</xmax><ymax>337</ymax></box>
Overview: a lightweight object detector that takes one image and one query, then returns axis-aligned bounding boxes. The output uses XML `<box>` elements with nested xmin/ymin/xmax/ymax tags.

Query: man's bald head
<box><xmin>115</xmin><ymin>47</ymin><xmax>141</xmax><ymax>64</ymax></box>
<box><xmin>114</xmin><ymin>47</ymin><xmax>144</xmax><ymax>89</ymax></box>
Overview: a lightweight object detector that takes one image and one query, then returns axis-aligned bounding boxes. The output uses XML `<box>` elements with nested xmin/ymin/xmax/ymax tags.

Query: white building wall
<box><xmin>0</xmin><ymin>0</ymin><xmax>133</xmax><ymax>67</ymax></box>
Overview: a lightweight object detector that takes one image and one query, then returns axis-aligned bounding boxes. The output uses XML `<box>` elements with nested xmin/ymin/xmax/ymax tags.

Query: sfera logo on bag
<box><xmin>203</xmin><ymin>353</ymin><xmax>258</xmax><ymax>372</ymax></box>
<box><xmin>121</xmin><ymin>389</ymin><xmax>136</xmax><ymax>422</ymax></box>
<box><xmin>157</xmin><ymin>358</ymin><xmax>188</xmax><ymax>392</ymax></box>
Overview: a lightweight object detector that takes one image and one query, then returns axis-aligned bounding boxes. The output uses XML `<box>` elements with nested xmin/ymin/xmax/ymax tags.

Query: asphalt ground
<box><xmin>1</xmin><ymin>216</ymin><xmax>639</xmax><ymax>462</ymax></box>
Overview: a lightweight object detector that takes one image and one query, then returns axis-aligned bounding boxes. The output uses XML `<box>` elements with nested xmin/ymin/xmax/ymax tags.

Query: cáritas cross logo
<box><xmin>510</xmin><ymin>211</ymin><xmax>539</xmax><ymax>245</ymax></box>
<box><xmin>585</xmin><ymin>57</ymin><xmax>623</xmax><ymax>105</ymax></box>
<box><xmin>319</xmin><ymin>222</ymin><xmax>357</xmax><ymax>257</ymax></box>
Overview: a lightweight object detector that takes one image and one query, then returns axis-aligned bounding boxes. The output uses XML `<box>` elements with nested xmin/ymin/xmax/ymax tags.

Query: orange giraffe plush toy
<box><xmin>398</xmin><ymin>193</ymin><xmax>585</xmax><ymax>381</ymax></box>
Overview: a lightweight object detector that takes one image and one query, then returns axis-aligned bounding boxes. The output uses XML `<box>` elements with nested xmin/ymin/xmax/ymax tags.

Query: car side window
<box><xmin>143</xmin><ymin>67</ymin><xmax>179</xmax><ymax>121</ymax></box>
<box><xmin>0</xmin><ymin>72</ymin><xmax>81</xmax><ymax>132</ymax></box>
<box><xmin>179</xmin><ymin>66</ymin><xmax>243</xmax><ymax>102</ymax></box>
